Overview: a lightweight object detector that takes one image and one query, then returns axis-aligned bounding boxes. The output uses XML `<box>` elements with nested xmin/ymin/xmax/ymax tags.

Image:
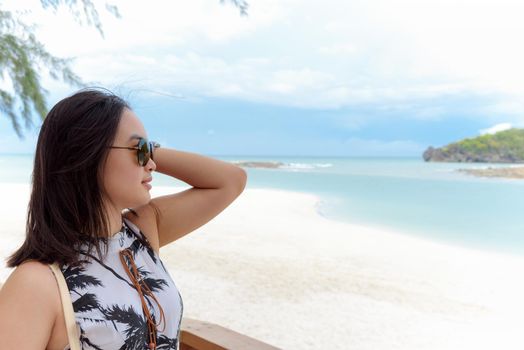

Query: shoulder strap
<box><xmin>49</xmin><ymin>262</ymin><xmax>81</xmax><ymax>350</ymax></box>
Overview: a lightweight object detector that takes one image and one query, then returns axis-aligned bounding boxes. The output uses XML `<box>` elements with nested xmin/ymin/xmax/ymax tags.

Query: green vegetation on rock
<box><xmin>423</xmin><ymin>128</ymin><xmax>524</xmax><ymax>163</ymax></box>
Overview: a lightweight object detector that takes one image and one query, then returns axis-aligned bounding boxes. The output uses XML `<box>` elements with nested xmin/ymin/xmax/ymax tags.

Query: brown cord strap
<box><xmin>119</xmin><ymin>249</ymin><xmax>166</xmax><ymax>350</ymax></box>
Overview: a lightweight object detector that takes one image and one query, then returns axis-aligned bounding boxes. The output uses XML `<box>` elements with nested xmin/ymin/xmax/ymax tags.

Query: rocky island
<box><xmin>457</xmin><ymin>166</ymin><xmax>524</xmax><ymax>179</ymax></box>
<box><xmin>230</xmin><ymin>160</ymin><xmax>285</xmax><ymax>169</ymax></box>
<box><xmin>423</xmin><ymin>128</ymin><xmax>524</xmax><ymax>179</ymax></box>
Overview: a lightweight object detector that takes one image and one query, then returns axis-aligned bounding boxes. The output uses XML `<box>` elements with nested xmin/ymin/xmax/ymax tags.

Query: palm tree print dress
<box><xmin>57</xmin><ymin>217</ymin><xmax>184</xmax><ymax>350</ymax></box>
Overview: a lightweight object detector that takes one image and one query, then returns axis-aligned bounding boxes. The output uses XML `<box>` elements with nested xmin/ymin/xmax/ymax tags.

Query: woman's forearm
<box><xmin>152</xmin><ymin>147</ymin><xmax>247</xmax><ymax>189</ymax></box>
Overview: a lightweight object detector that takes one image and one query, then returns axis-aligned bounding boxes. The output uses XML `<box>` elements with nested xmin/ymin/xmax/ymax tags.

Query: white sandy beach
<box><xmin>1</xmin><ymin>182</ymin><xmax>524</xmax><ymax>349</ymax></box>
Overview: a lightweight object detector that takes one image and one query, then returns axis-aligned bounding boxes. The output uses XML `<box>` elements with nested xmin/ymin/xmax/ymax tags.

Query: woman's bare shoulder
<box><xmin>2</xmin><ymin>259</ymin><xmax>57</xmax><ymax>287</ymax></box>
<box><xmin>1</xmin><ymin>259</ymin><xmax>61</xmax><ymax>307</ymax></box>
<box><xmin>0</xmin><ymin>260</ymin><xmax>60</xmax><ymax>348</ymax></box>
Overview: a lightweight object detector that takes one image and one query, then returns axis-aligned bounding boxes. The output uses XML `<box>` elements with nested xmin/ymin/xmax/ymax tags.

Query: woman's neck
<box><xmin>102</xmin><ymin>200</ymin><xmax>124</xmax><ymax>238</ymax></box>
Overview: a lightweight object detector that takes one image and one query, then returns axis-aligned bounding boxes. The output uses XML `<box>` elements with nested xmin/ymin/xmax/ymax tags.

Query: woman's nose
<box><xmin>147</xmin><ymin>158</ymin><xmax>156</xmax><ymax>172</ymax></box>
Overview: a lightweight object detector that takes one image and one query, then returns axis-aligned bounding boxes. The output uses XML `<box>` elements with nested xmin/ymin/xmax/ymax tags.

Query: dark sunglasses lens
<box><xmin>149</xmin><ymin>141</ymin><xmax>155</xmax><ymax>161</ymax></box>
<box><xmin>137</xmin><ymin>139</ymin><xmax>150</xmax><ymax>166</ymax></box>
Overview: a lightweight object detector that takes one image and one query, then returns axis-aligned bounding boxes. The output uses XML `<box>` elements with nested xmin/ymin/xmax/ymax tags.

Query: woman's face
<box><xmin>102</xmin><ymin>107</ymin><xmax>156</xmax><ymax>211</ymax></box>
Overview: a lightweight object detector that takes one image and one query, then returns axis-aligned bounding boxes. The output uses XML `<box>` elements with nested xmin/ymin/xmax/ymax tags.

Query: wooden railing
<box><xmin>0</xmin><ymin>282</ymin><xmax>281</xmax><ymax>350</ymax></box>
<box><xmin>180</xmin><ymin>318</ymin><xmax>281</xmax><ymax>350</ymax></box>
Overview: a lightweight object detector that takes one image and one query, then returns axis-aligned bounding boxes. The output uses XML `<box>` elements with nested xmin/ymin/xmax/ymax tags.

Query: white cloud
<box><xmin>266</xmin><ymin>68</ymin><xmax>335</xmax><ymax>94</ymax></box>
<box><xmin>318</xmin><ymin>43</ymin><xmax>358</xmax><ymax>56</ymax></box>
<box><xmin>479</xmin><ymin>123</ymin><xmax>513</xmax><ymax>135</ymax></box>
<box><xmin>13</xmin><ymin>0</ymin><xmax>287</xmax><ymax>55</ymax></box>
<box><xmin>3</xmin><ymin>0</ymin><xmax>524</xmax><ymax>117</ymax></box>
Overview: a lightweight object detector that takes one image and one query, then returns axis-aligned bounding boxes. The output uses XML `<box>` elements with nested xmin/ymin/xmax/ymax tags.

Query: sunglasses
<box><xmin>108</xmin><ymin>137</ymin><xmax>161</xmax><ymax>167</ymax></box>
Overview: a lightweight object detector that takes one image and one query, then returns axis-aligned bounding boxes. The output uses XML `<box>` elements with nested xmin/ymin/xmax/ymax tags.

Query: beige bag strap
<box><xmin>49</xmin><ymin>262</ymin><xmax>81</xmax><ymax>350</ymax></box>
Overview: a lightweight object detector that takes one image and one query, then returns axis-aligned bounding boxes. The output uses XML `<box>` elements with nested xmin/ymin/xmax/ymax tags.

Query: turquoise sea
<box><xmin>1</xmin><ymin>153</ymin><xmax>523</xmax><ymax>257</ymax></box>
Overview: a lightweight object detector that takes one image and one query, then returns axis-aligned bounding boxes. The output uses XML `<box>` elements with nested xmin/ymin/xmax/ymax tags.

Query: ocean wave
<box><xmin>230</xmin><ymin>160</ymin><xmax>333</xmax><ymax>171</ymax></box>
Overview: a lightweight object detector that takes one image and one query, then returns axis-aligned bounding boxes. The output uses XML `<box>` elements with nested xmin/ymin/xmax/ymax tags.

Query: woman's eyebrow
<box><xmin>128</xmin><ymin>133</ymin><xmax>143</xmax><ymax>141</ymax></box>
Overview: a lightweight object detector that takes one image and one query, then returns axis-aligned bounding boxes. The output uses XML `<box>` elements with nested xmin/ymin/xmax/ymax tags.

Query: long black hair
<box><xmin>6</xmin><ymin>87</ymin><xmax>139</xmax><ymax>268</ymax></box>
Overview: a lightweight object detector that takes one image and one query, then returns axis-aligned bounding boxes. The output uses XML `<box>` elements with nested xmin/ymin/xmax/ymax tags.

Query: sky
<box><xmin>2</xmin><ymin>0</ymin><xmax>524</xmax><ymax>157</ymax></box>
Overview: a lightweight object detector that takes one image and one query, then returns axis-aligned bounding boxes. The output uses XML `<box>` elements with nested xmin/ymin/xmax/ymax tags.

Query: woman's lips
<box><xmin>142</xmin><ymin>176</ymin><xmax>152</xmax><ymax>190</ymax></box>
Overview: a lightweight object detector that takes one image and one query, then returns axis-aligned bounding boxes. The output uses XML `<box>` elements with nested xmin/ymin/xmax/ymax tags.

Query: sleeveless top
<box><xmin>58</xmin><ymin>217</ymin><xmax>184</xmax><ymax>350</ymax></box>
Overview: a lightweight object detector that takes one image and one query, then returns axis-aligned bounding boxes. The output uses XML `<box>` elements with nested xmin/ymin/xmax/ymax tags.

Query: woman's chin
<box><xmin>127</xmin><ymin>195</ymin><xmax>151</xmax><ymax>209</ymax></box>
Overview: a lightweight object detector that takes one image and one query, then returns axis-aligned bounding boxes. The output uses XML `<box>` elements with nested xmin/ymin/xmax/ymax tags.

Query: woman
<box><xmin>0</xmin><ymin>88</ymin><xmax>247</xmax><ymax>349</ymax></box>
